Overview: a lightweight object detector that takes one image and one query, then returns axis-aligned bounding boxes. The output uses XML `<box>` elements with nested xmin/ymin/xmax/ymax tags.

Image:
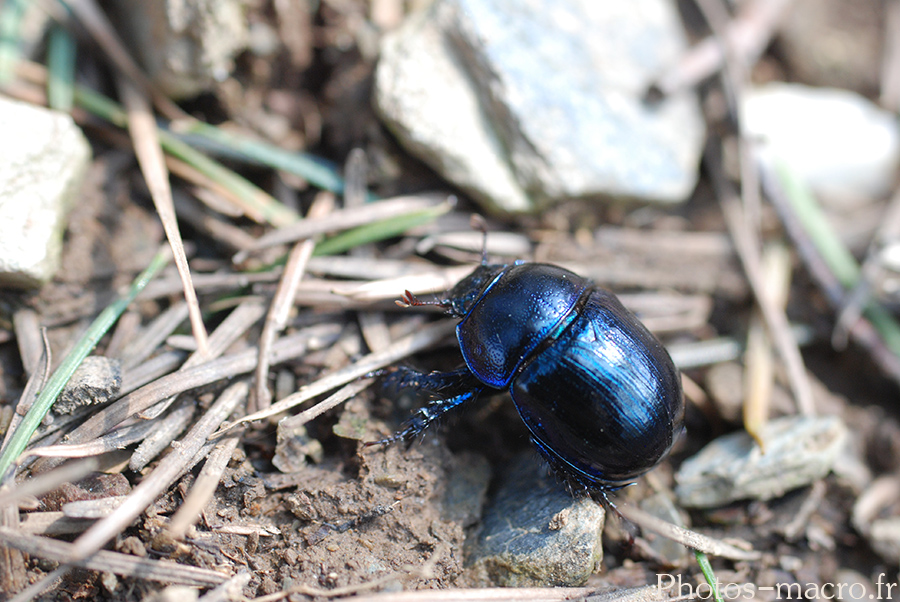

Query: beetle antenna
<box><xmin>395</xmin><ymin>290</ymin><xmax>448</xmax><ymax>309</ymax></box>
<box><xmin>470</xmin><ymin>214</ymin><xmax>489</xmax><ymax>265</ymax></box>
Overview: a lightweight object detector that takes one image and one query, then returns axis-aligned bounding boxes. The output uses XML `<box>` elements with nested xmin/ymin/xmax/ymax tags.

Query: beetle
<box><xmin>368</xmin><ymin>258</ymin><xmax>684</xmax><ymax>499</ymax></box>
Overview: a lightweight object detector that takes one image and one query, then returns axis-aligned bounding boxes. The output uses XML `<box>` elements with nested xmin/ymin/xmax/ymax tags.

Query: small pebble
<box><xmin>272</xmin><ymin>421</ymin><xmax>324</xmax><ymax>473</ymax></box>
<box><xmin>55</xmin><ymin>356</ymin><xmax>123</xmax><ymax>415</ymax></box>
<box><xmin>464</xmin><ymin>452</ymin><xmax>604</xmax><ymax>587</ymax></box>
<box><xmin>0</xmin><ymin>97</ymin><xmax>91</xmax><ymax>287</ymax></box>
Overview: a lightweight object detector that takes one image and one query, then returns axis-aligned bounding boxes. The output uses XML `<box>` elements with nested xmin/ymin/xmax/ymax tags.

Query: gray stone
<box><xmin>675</xmin><ymin>415</ymin><xmax>848</xmax><ymax>508</ymax></box>
<box><xmin>107</xmin><ymin>0</ymin><xmax>249</xmax><ymax>99</ymax></box>
<box><xmin>441</xmin><ymin>451</ymin><xmax>491</xmax><ymax>527</ymax></box>
<box><xmin>638</xmin><ymin>492</ymin><xmax>690</xmax><ymax>565</ymax></box>
<box><xmin>465</xmin><ymin>453</ymin><xmax>604</xmax><ymax>587</ymax></box>
<box><xmin>0</xmin><ymin>98</ymin><xmax>91</xmax><ymax>288</ymax></box>
<box><xmin>375</xmin><ymin>0</ymin><xmax>705</xmax><ymax>213</ymax></box>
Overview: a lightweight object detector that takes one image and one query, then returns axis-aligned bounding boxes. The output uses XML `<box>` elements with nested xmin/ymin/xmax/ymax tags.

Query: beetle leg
<box><xmin>365</xmin><ymin>386</ymin><xmax>484</xmax><ymax>447</ymax></box>
<box><xmin>381</xmin><ymin>365</ymin><xmax>474</xmax><ymax>393</ymax></box>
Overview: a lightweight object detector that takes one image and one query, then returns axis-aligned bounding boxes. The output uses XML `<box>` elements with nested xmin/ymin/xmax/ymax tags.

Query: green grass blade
<box><xmin>695</xmin><ymin>550</ymin><xmax>724</xmax><ymax>602</ymax></box>
<box><xmin>47</xmin><ymin>25</ymin><xmax>76</xmax><ymax>111</ymax></box>
<box><xmin>175</xmin><ymin>121</ymin><xmax>354</xmax><ymax>197</ymax></box>
<box><xmin>775</xmin><ymin>164</ymin><xmax>900</xmax><ymax>358</ymax></box>
<box><xmin>0</xmin><ymin>249</ymin><xmax>171</xmax><ymax>481</ymax></box>
<box><xmin>157</xmin><ymin>129</ymin><xmax>300</xmax><ymax>226</ymax></box>
<box><xmin>71</xmin><ymin>85</ymin><xmax>299</xmax><ymax>227</ymax></box>
<box><xmin>312</xmin><ymin>202</ymin><xmax>453</xmax><ymax>257</ymax></box>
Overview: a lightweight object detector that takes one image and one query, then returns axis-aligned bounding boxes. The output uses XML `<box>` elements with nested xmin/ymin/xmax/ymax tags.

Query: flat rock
<box><xmin>743</xmin><ymin>83</ymin><xmax>900</xmax><ymax>203</ymax></box>
<box><xmin>464</xmin><ymin>453</ymin><xmax>604</xmax><ymax>587</ymax></box>
<box><xmin>375</xmin><ymin>0</ymin><xmax>705</xmax><ymax>213</ymax></box>
<box><xmin>675</xmin><ymin>415</ymin><xmax>848</xmax><ymax>508</ymax></box>
<box><xmin>0</xmin><ymin>98</ymin><xmax>91</xmax><ymax>288</ymax></box>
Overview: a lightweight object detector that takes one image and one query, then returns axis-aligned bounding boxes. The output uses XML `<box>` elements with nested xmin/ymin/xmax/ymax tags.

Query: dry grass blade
<box><xmin>29</xmin><ymin>327</ymin><xmax>327</xmax><ymax>476</ymax></box>
<box><xmin>118</xmin><ymin>302</ymin><xmax>189</xmax><ymax>370</ymax></box>
<box><xmin>255</xmin><ymin>194</ymin><xmax>334</xmax><ymax>411</ymax></box>
<box><xmin>12</xmin><ymin>308</ymin><xmax>42</xmax><ymax>378</ymax></box>
<box><xmin>345</xmin><ymin>150</ymin><xmax>393</xmax><ymax>354</ymax></box>
<box><xmin>67</xmin><ymin>380</ymin><xmax>248</xmax><ymax>560</ymax></box>
<box><xmin>137</xmin><ymin>298</ymin><xmax>266</xmax><ymax>422</ymax></box>
<box><xmin>198</xmin><ymin>571</ymin><xmax>253</xmax><ymax>602</ymax></box>
<box><xmin>7</xmin><ymin>566</ymin><xmax>67</xmax><ymax>602</ymax></box>
<box><xmin>105</xmin><ymin>310</ymin><xmax>142</xmax><ymax>360</ymax></box>
<box><xmin>221</xmin><ymin>320</ymin><xmax>457</xmax><ymax>433</ymax></box>
<box><xmin>882</xmin><ymin>0</ymin><xmax>900</xmax><ymax>111</ymax></box>
<box><xmin>129</xmin><ymin>397</ymin><xmax>195</xmax><ymax>472</ymax></box>
<box><xmin>617</xmin><ymin>504</ymin><xmax>761</xmax><ymax>561</ymax></box>
<box><xmin>339</xmin><ymin>265</ymin><xmax>473</xmax><ymax>304</ymax></box>
<box><xmin>124</xmin><ymin>300</ymin><xmax>264</xmax><ymax>471</ymax></box>
<box><xmin>235</xmin><ymin>193</ymin><xmax>450</xmax><ymax>260</ymax></box>
<box><xmin>0</xmin><ymin>325</ymin><xmax>49</xmax><ymax>456</ymax></box>
<box><xmin>277</xmin><ymin>378</ymin><xmax>373</xmax><ymax>433</ymax></box>
<box><xmin>0</xmin><ymin>526</ymin><xmax>228</xmax><ymax>587</ymax></box>
<box><xmin>164</xmin><ymin>155</ymin><xmax>278</xmax><ymax>224</ymax></box>
<box><xmin>120</xmin><ymin>350</ymin><xmax>188</xmax><ymax>395</ymax></box>
<box><xmin>166</xmin><ymin>432</ymin><xmax>240</xmax><ymax>539</ymax></box>
<box><xmin>119</xmin><ymin>79</ymin><xmax>210</xmax><ymax>357</ymax></box>
<box><xmin>718</xmin><ymin>181</ymin><xmax>815</xmax><ymax>416</ymax></box>
<box><xmin>173</xmin><ymin>190</ymin><xmax>258</xmax><ymax>252</ymax></box>
<box><xmin>25</xmin><ymin>422</ymin><xmax>157</xmax><ymax>459</ymax></box>
<box><xmin>0</xmin><ymin>458</ymin><xmax>98</xmax><ymax>509</ymax></box>
<box><xmin>19</xmin><ymin>512</ymin><xmax>105</xmax><ymax>537</ymax></box>
<box><xmin>1</xmin><ymin>479</ymin><xmax>27</xmax><ymax>593</ymax></box>
<box><xmin>743</xmin><ymin>243</ymin><xmax>792</xmax><ymax>448</ymax></box>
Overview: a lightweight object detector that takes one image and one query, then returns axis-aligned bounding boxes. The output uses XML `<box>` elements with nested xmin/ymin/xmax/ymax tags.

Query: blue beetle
<box><xmin>370</xmin><ymin>260</ymin><xmax>684</xmax><ymax>497</ymax></box>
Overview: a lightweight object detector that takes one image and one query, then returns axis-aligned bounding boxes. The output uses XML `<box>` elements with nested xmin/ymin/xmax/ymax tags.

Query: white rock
<box><xmin>374</xmin><ymin>0</ymin><xmax>706</xmax><ymax>213</ymax></box>
<box><xmin>0</xmin><ymin>98</ymin><xmax>91</xmax><ymax>288</ymax></box>
<box><xmin>375</xmin><ymin>8</ymin><xmax>532</xmax><ymax>213</ymax></box>
<box><xmin>743</xmin><ymin>83</ymin><xmax>900</xmax><ymax>202</ymax></box>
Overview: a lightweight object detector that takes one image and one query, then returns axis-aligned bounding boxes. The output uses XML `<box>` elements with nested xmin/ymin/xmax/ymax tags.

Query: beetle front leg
<box><xmin>365</xmin><ymin>386</ymin><xmax>484</xmax><ymax>447</ymax></box>
<box><xmin>381</xmin><ymin>365</ymin><xmax>475</xmax><ymax>393</ymax></box>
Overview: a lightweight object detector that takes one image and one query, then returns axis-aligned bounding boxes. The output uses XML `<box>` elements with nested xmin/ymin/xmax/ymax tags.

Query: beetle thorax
<box><xmin>453</xmin><ymin>263</ymin><xmax>589</xmax><ymax>388</ymax></box>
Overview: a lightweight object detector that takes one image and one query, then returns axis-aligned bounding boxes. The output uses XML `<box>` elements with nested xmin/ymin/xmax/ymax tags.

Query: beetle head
<box><xmin>445</xmin><ymin>263</ymin><xmax>507</xmax><ymax>317</ymax></box>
